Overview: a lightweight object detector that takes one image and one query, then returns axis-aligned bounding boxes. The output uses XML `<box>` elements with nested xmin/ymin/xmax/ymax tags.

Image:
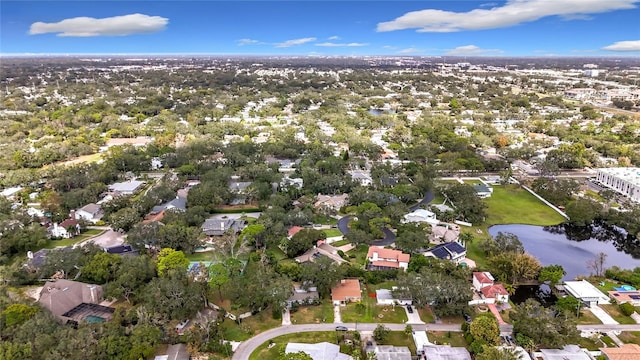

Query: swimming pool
<box><xmin>614</xmin><ymin>285</ymin><xmax>637</xmax><ymax>291</ymax></box>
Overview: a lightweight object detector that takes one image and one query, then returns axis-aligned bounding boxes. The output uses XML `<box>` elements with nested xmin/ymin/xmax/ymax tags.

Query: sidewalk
<box><xmin>333</xmin><ymin>305</ymin><xmax>342</xmax><ymax>323</ymax></box>
<box><xmin>282</xmin><ymin>308</ymin><xmax>291</xmax><ymax>326</ymax></box>
<box><xmin>588</xmin><ymin>305</ymin><xmax>619</xmax><ymax>325</ymax></box>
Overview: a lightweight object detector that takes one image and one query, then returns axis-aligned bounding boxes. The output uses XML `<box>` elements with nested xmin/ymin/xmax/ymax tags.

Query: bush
<box><xmin>619</xmin><ymin>302</ymin><xmax>636</xmax><ymax>316</ymax></box>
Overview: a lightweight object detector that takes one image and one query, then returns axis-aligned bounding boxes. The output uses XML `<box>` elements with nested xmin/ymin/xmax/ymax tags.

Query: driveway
<box><xmin>337</xmin><ymin>215</ymin><xmax>352</xmax><ymax>235</ymax></box>
<box><xmin>405</xmin><ymin>306</ymin><xmax>425</xmax><ymax>324</ymax></box>
<box><xmin>333</xmin><ymin>305</ymin><xmax>342</xmax><ymax>323</ymax></box>
<box><xmin>409</xmin><ymin>190</ymin><xmax>435</xmax><ymax>212</ymax></box>
<box><xmin>372</xmin><ymin>227</ymin><xmax>396</xmax><ymax>246</ymax></box>
<box><xmin>588</xmin><ymin>305</ymin><xmax>619</xmax><ymax>325</ymax></box>
<box><xmin>79</xmin><ymin>229</ymin><xmax>125</xmax><ymax>248</ymax></box>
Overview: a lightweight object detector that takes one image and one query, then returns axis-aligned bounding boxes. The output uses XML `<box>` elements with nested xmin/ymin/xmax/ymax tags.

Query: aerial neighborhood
<box><xmin>1</xmin><ymin>55</ymin><xmax>640</xmax><ymax>360</ymax></box>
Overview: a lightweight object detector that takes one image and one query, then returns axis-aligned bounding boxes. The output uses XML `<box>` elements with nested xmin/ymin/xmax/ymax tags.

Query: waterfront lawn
<box><xmin>599</xmin><ymin>304</ymin><xmax>636</xmax><ymax>324</ymax></box>
<box><xmin>427</xmin><ymin>331</ymin><xmax>468</xmax><ymax>348</ymax></box>
<box><xmin>484</xmin><ymin>185</ymin><xmax>566</xmax><ymax>226</ymax></box>
<box><xmin>290</xmin><ymin>303</ymin><xmax>334</xmax><ymax>324</ymax></box>
<box><xmin>249</xmin><ymin>332</ymin><xmax>338</xmax><ymax>360</ymax></box>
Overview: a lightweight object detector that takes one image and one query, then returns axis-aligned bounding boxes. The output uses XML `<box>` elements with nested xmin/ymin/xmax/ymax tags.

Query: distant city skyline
<box><xmin>2</xmin><ymin>1</ymin><xmax>640</xmax><ymax>56</ymax></box>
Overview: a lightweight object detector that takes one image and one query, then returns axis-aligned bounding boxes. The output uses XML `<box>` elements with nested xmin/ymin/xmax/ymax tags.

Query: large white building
<box><xmin>595</xmin><ymin>167</ymin><xmax>640</xmax><ymax>203</ymax></box>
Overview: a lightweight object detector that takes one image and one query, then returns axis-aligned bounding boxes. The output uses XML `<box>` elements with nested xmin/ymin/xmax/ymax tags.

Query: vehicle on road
<box><xmin>406</xmin><ymin>305</ymin><xmax>414</xmax><ymax>313</ymax></box>
<box><xmin>335</xmin><ymin>326</ymin><xmax>348</xmax><ymax>331</ymax></box>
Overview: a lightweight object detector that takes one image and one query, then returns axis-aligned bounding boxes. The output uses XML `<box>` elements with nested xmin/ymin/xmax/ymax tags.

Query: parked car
<box><xmin>463</xmin><ymin>314</ymin><xmax>472</xmax><ymax>323</ymax></box>
<box><xmin>406</xmin><ymin>305</ymin><xmax>414</xmax><ymax>313</ymax></box>
<box><xmin>335</xmin><ymin>326</ymin><xmax>348</xmax><ymax>331</ymax></box>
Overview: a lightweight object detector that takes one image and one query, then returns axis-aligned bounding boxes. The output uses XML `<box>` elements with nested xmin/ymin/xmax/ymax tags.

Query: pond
<box><xmin>488</xmin><ymin>223</ymin><xmax>640</xmax><ymax>280</ymax></box>
<box><xmin>368</xmin><ymin>108</ymin><xmax>395</xmax><ymax>116</ymax></box>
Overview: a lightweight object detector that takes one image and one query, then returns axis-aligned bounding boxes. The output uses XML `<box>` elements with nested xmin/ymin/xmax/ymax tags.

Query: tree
<box><xmin>2</xmin><ymin>303</ymin><xmax>39</xmax><ymax>327</ymax></box>
<box><xmin>373</xmin><ymin>324</ymin><xmax>390</xmax><ymax>342</ymax></box>
<box><xmin>105</xmin><ymin>255</ymin><xmax>157</xmax><ymax>304</ymax></box>
<box><xmin>144</xmin><ymin>272</ymin><xmax>202</xmax><ymax>321</ymax></box>
<box><xmin>208</xmin><ymin>263</ymin><xmax>230</xmax><ymax>298</ymax></box>
<box><xmin>538</xmin><ymin>265</ymin><xmax>565</xmax><ymax>286</ymax></box>
<box><xmin>565</xmin><ymin>198</ymin><xmax>603</xmax><ymax>226</ymax></box>
<box><xmin>395</xmin><ymin>223</ymin><xmax>430</xmax><ymax>254</ymax></box>
<box><xmin>108</xmin><ymin>207</ymin><xmax>140</xmax><ymax>232</ymax></box>
<box><xmin>300</xmin><ymin>256</ymin><xmax>345</xmax><ymax>298</ymax></box>
<box><xmin>279</xmin><ymin>351</ymin><xmax>313</xmax><ymax>360</ymax></box>
<box><xmin>587</xmin><ymin>252</ymin><xmax>607</xmax><ymax>277</ymax></box>
<box><xmin>511</xmin><ymin>299</ymin><xmax>580</xmax><ymax>349</ymax></box>
<box><xmin>156</xmin><ymin>248</ymin><xmax>190</xmax><ymax>277</ymax></box>
<box><xmin>555</xmin><ymin>295</ymin><xmax>581</xmax><ymax>317</ymax></box>
<box><xmin>441</xmin><ymin>184</ymin><xmax>487</xmax><ymax>224</ymax></box>
<box><xmin>81</xmin><ymin>252</ymin><xmax>122</xmax><ymax>284</ymax></box>
<box><xmin>475</xmin><ymin>346</ymin><xmax>521</xmax><ymax>360</ymax></box>
<box><xmin>286</xmin><ymin>229</ymin><xmax>325</xmax><ymax>258</ymax></box>
<box><xmin>470</xmin><ymin>314</ymin><xmax>500</xmax><ymax>346</ymax></box>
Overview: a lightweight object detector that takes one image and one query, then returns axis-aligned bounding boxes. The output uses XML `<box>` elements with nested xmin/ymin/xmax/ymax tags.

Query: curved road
<box><xmin>231</xmin><ymin>322</ymin><xmax>461</xmax><ymax>360</ymax></box>
<box><xmin>336</xmin><ymin>190</ymin><xmax>434</xmax><ymax>245</ymax></box>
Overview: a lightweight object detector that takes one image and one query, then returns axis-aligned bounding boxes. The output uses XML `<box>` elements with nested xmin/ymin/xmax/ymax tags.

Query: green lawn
<box><xmin>599</xmin><ymin>304</ymin><xmax>637</xmax><ymax>324</ymax></box>
<box><xmin>290</xmin><ymin>302</ymin><xmax>334</xmax><ymax>324</ymax></box>
<box><xmin>330</xmin><ymin>239</ymin><xmax>351</xmax><ymax>247</ymax></box>
<box><xmin>427</xmin><ymin>331</ymin><xmax>468</xmax><ymax>348</ymax></box>
<box><xmin>484</xmin><ymin>185</ymin><xmax>566</xmax><ymax>226</ymax></box>
<box><xmin>44</xmin><ymin>229</ymin><xmax>104</xmax><ymax>249</ymax></box>
<box><xmin>186</xmin><ymin>251</ymin><xmax>218</xmax><ymax>262</ymax></box>
<box><xmin>249</xmin><ymin>332</ymin><xmax>340</xmax><ymax>360</ymax></box>
<box><xmin>619</xmin><ymin>331</ymin><xmax>640</xmax><ymax>344</ymax></box>
<box><xmin>323</xmin><ymin>229</ymin><xmax>343</xmax><ymax>238</ymax></box>
<box><xmin>340</xmin><ymin>296</ymin><xmax>408</xmax><ymax>324</ymax></box>
<box><xmin>382</xmin><ymin>331</ymin><xmax>417</xmax><ymax>354</ymax></box>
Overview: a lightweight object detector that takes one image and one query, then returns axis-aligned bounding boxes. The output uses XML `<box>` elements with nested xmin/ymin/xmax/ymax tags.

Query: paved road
<box><xmin>409</xmin><ymin>190</ymin><xmax>434</xmax><ymax>212</ymax></box>
<box><xmin>372</xmin><ymin>227</ymin><xmax>396</xmax><ymax>246</ymax></box>
<box><xmin>337</xmin><ymin>215</ymin><xmax>352</xmax><ymax>235</ymax></box>
<box><xmin>231</xmin><ymin>323</ymin><xmax>462</xmax><ymax>360</ymax></box>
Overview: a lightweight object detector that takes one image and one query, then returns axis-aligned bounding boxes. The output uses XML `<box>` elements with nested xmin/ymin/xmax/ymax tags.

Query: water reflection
<box><xmin>543</xmin><ymin>220</ymin><xmax>640</xmax><ymax>258</ymax></box>
<box><xmin>511</xmin><ymin>284</ymin><xmax>557</xmax><ymax>307</ymax></box>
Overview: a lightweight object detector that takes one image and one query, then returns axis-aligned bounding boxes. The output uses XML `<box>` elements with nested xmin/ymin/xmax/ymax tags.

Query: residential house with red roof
<box><xmin>366</xmin><ymin>246</ymin><xmax>410</xmax><ymax>271</ymax></box>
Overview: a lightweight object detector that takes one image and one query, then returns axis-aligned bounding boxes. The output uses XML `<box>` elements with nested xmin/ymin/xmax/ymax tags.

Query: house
<box><xmin>421</xmin><ymin>346</ymin><xmax>472</xmax><ymax>360</ymax></box>
<box><xmin>105</xmin><ymin>244</ymin><xmax>138</xmax><ymax>256</ymax></box>
<box><xmin>75</xmin><ymin>203</ymin><xmax>103</xmax><ymax>223</ymax></box>
<box><xmin>104</xmin><ymin>136</ymin><xmax>154</xmax><ymax>149</ymax></box>
<box><xmin>48</xmin><ymin>219</ymin><xmax>80</xmax><ymax>239</ymax></box>
<box><xmin>607</xmin><ymin>289</ymin><xmax>640</xmax><ymax>306</ymax></box>
<box><xmin>534</xmin><ymin>345</ymin><xmax>594</xmax><ymax>360</ymax></box>
<box><xmin>154</xmin><ymin>343</ymin><xmax>191</xmax><ymax>360</ymax></box>
<box><xmin>288</xmin><ymin>226</ymin><xmax>304</xmax><ymax>239</ymax></box>
<box><xmin>347</xmin><ymin>170</ymin><xmax>373</xmax><ymax>186</ymax></box>
<box><xmin>285</xmin><ymin>342</ymin><xmax>352</xmax><ymax>360</ymax></box>
<box><xmin>201</xmin><ymin>217</ymin><xmax>246</xmax><ymax>236</ymax></box>
<box><xmin>600</xmin><ymin>344</ymin><xmax>640</xmax><ymax>360</ymax></box>
<box><xmin>314</xmin><ymin>194</ymin><xmax>349</xmax><ymax>212</ymax></box>
<box><xmin>424</xmin><ymin>242</ymin><xmax>467</xmax><ymax>264</ymax></box>
<box><xmin>473</xmin><ymin>184</ymin><xmax>493</xmax><ymax>198</ymax></box>
<box><xmin>480</xmin><ymin>284</ymin><xmax>509</xmax><ymax>304</ymax></box>
<box><xmin>108</xmin><ymin>180</ymin><xmax>145</xmax><ymax>195</ymax></box>
<box><xmin>402</xmin><ymin>209</ymin><xmax>439</xmax><ymax>225</ymax></box>
<box><xmin>295</xmin><ymin>242</ymin><xmax>347</xmax><ymax>265</ymax></box>
<box><xmin>364</xmin><ymin>345</ymin><xmax>411</xmax><ymax>360</ymax></box>
<box><xmin>38</xmin><ymin>279</ymin><xmax>114</xmax><ymax>324</ymax></box>
<box><xmin>331</xmin><ymin>279</ymin><xmax>361</xmax><ymax>306</ymax></box>
<box><xmin>149</xmin><ymin>188</ymin><xmax>188</xmax><ymax>217</ymax></box>
<box><xmin>287</xmin><ymin>283</ymin><xmax>319</xmax><ymax>307</ymax></box>
<box><xmin>1</xmin><ymin>186</ymin><xmax>23</xmax><ymax>200</ymax></box>
<box><xmin>375</xmin><ymin>289</ymin><xmax>412</xmax><ymax>306</ymax></box>
<box><xmin>498</xmin><ymin>346</ymin><xmax>532</xmax><ymax>360</ymax></box>
<box><xmin>25</xmin><ymin>247</ymin><xmax>74</xmax><ymax>269</ymax></box>
<box><xmin>563</xmin><ymin>280</ymin><xmax>610</xmax><ymax>307</ymax></box>
<box><xmin>228</xmin><ymin>180</ymin><xmax>253</xmax><ymax>205</ymax></box>
<box><xmin>473</xmin><ymin>272</ymin><xmax>495</xmax><ymax>291</ymax></box>
<box><xmin>430</xmin><ymin>223</ymin><xmax>460</xmax><ymax>244</ymax></box>
<box><xmin>280</xmin><ymin>176</ymin><xmax>304</xmax><ymax>190</ymax></box>
<box><xmin>366</xmin><ymin>246</ymin><xmax>410</xmax><ymax>271</ymax></box>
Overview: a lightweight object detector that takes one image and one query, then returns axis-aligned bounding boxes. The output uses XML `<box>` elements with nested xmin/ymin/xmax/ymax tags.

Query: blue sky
<box><xmin>1</xmin><ymin>0</ymin><xmax>640</xmax><ymax>56</ymax></box>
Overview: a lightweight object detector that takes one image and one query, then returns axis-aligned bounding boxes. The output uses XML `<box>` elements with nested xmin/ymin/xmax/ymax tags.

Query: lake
<box><xmin>488</xmin><ymin>223</ymin><xmax>640</xmax><ymax>280</ymax></box>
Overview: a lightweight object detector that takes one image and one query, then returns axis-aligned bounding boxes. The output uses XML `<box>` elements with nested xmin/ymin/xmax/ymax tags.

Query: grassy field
<box><xmin>427</xmin><ymin>331</ymin><xmax>468</xmax><ymax>347</ymax></box>
<box><xmin>484</xmin><ymin>185</ymin><xmax>566</xmax><ymax>226</ymax></box>
<box><xmin>619</xmin><ymin>331</ymin><xmax>640</xmax><ymax>344</ymax></box>
<box><xmin>383</xmin><ymin>331</ymin><xmax>417</xmax><ymax>354</ymax></box>
<box><xmin>576</xmin><ymin>310</ymin><xmax>602</xmax><ymax>325</ymax></box>
<box><xmin>323</xmin><ymin>228</ymin><xmax>343</xmax><ymax>238</ymax></box>
<box><xmin>186</xmin><ymin>251</ymin><xmax>217</xmax><ymax>262</ymax></box>
<box><xmin>44</xmin><ymin>229</ymin><xmax>103</xmax><ymax>249</ymax></box>
<box><xmin>340</xmin><ymin>298</ymin><xmax>408</xmax><ymax>324</ymax></box>
<box><xmin>599</xmin><ymin>304</ymin><xmax>637</xmax><ymax>324</ymax></box>
<box><xmin>249</xmin><ymin>332</ymin><xmax>339</xmax><ymax>360</ymax></box>
<box><xmin>290</xmin><ymin>302</ymin><xmax>334</xmax><ymax>324</ymax></box>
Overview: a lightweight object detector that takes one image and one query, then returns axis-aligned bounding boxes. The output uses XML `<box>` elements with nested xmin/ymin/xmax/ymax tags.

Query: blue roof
<box><xmin>429</xmin><ymin>242</ymin><xmax>466</xmax><ymax>259</ymax></box>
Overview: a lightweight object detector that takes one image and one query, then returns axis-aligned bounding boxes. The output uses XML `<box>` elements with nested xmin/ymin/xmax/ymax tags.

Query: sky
<box><xmin>1</xmin><ymin>0</ymin><xmax>640</xmax><ymax>56</ymax></box>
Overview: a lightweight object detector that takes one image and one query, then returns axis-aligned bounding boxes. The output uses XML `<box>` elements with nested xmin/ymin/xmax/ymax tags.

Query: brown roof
<box><xmin>370</xmin><ymin>260</ymin><xmax>401</xmax><ymax>268</ymax></box>
<box><xmin>331</xmin><ymin>279</ymin><xmax>361</xmax><ymax>302</ymax></box>
<box><xmin>59</xmin><ymin>218</ymin><xmax>79</xmax><ymax>229</ymax></box>
<box><xmin>367</xmin><ymin>246</ymin><xmax>410</xmax><ymax>263</ymax></box>
<box><xmin>481</xmin><ymin>284</ymin><xmax>509</xmax><ymax>298</ymax></box>
<box><xmin>38</xmin><ymin>279</ymin><xmax>103</xmax><ymax>321</ymax></box>
<box><xmin>473</xmin><ymin>272</ymin><xmax>494</xmax><ymax>284</ymax></box>
<box><xmin>600</xmin><ymin>344</ymin><xmax>640</xmax><ymax>360</ymax></box>
<box><xmin>288</xmin><ymin>226</ymin><xmax>304</xmax><ymax>238</ymax></box>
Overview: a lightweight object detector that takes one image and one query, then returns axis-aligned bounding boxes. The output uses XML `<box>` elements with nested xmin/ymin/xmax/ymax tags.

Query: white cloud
<box><xmin>328</xmin><ymin>35</ymin><xmax>340</xmax><ymax>40</ymax></box>
<box><xmin>397</xmin><ymin>47</ymin><xmax>423</xmax><ymax>54</ymax></box>
<box><xmin>377</xmin><ymin>0</ymin><xmax>638</xmax><ymax>32</ymax></box>
<box><xmin>602</xmin><ymin>40</ymin><xmax>640</xmax><ymax>51</ymax></box>
<box><xmin>237</xmin><ymin>38</ymin><xmax>260</xmax><ymax>46</ymax></box>
<box><xmin>274</xmin><ymin>37</ymin><xmax>317</xmax><ymax>48</ymax></box>
<box><xmin>315</xmin><ymin>42</ymin><xmax>368</xmax><ymax>47</ymax></box>
<box><xmin>445</xmin><ymin>45</ymin><xmax>503</xmax><ymax>56</ymax></box>
<box><xmin>29</xmin><ymin>13</ymin><xmax>168</xmax><ymax>37</ymax></box>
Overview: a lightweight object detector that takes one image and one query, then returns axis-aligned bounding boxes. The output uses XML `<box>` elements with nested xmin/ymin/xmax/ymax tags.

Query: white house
<box><xmin>563</xmin><ymin>280</ymin><xmax>610</xmax><ymax>307</ymax></box>
<box><xmin>48</xmin><ymin>219</ymin><xmax>80</xmax><ymax>239</ymax></box>
<box><xmin>285</xmin><ymin>342</ymin><xmax>352</xmax><ymax>360</ymax></box>
<box><xmin>108</xmin><ymin>180</ymin><xmax>145</xmax><ymax>195</ymax></box>
<box><xmin>402</xmin><ymin>209</ymin><xmax>439</xmax><ymax>225</ymax></box>
<box><xmin>375</xmin><ymin>288</ymin><xmax>412</xmax><ymax>306</ymax></box>
<box><xmin>473</xmin><ymin>272</ymin><xmax>495</xmax><ymax>291</ymax></box>
<box><xmin>347</xmin><ymin>170</ymin><xmax>372</xmax><ymax>186</ymax></box>
<box><xmin>75</xmin><ymin>203</ymin><xmax>103</xmax><ymax>223</ymax></box>
<box><xmin>469</xmin><ymin>272</ymin><xmax>510</xmax><ymax>305</ymax></box>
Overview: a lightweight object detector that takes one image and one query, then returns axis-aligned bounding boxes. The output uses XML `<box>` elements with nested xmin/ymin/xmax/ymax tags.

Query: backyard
<box><xmin>249</xmin><ymin>332</ymin><xmax>340</xmax><ymax>360</ymax></box>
